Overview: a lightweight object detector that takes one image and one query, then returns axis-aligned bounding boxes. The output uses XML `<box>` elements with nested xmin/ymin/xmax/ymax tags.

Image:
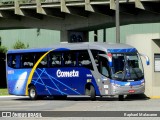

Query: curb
<box><xmin>149</xmin><ymin>96</ymin><xmax>160</xmax><ymax>99</ymax></box>
<box><xmin>0</xmin><ymin>95</ymin><xmax>27</xmax><ymax>98</ymax></box>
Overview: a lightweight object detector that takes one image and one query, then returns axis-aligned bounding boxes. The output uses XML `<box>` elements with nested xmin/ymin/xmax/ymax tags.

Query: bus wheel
<box><xmin>118</xmin><ymin>95</ymin><xmax>124</xmax><ymax>101</ymax></box>
<box><xmin>29</xmin><ymin>86</ymin><xmax>37</xmax><ymax>100</ymax></box>
<box><xmin>89</xmin><ymin>85</ymin><xmax>96</xmax><ymax>101</ymax></box>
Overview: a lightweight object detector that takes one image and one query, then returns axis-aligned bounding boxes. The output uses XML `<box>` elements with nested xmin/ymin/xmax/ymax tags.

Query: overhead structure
<box><xmin>0</xmin><ymin>0</ymin><xmax>160</xmax><ymax>42</ymax></box>
<box><xmin>0</xmin><ymin>0</ymin><xmax>159</xmax><ymax>20</ymax></box>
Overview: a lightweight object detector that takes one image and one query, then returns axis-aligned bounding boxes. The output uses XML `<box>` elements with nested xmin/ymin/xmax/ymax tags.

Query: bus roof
<box><xmin>7</xmin><ymin>42</ymin><xmax>137</xmax><ymax>54</ymax></box>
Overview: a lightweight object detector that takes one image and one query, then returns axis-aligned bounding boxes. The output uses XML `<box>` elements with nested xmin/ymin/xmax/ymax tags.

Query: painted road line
<box><xmin>0</xmin><ymin>95</ymin><xmax>28</xmax><ymax>98</ymax></box>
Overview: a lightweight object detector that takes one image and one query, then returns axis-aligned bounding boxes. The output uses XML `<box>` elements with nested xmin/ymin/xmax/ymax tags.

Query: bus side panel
<box><xmin>31</xmin><ymin>67</ymin><xmax>100</xmax><ymax>96</ymax></box>
<box><xmin>7</xmin><ymin>68</ymin><xmax>31</xmax><ymax>96</ymax></box>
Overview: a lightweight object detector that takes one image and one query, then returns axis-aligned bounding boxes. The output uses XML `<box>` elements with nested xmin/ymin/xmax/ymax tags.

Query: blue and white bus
<box><xmin>6</xmin><ymin>42</ymin><xmax>149</xmax><ymax>100</ymax></box>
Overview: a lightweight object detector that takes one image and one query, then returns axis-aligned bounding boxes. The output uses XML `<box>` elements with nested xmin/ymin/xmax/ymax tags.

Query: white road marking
<box><xmin>0</xmin><ymin>95</ymin><xmax>28</xmax><ymax>98</ymax></box>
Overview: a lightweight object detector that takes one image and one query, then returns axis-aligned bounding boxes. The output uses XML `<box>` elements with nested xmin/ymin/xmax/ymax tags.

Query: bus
<box><xmin>6</xmin><ymin>42</ymin><xmax>149</xmax><ymax>100</ymax></box>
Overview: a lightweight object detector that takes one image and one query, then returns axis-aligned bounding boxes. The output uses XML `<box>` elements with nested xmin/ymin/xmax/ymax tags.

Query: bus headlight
<box><xmin>140</xmin><ymin>79</ymin><xmax>145</xmax><ymax>86</ymax></box>
<box><xmin>112</xmin><ymin>83</ymin><xmax>120</xmax><ymax>88</ymax></box>
<box><xmin>141</xmin><ymin>82</ymin><xmax>145</xmax><ymax>86</ymax></box>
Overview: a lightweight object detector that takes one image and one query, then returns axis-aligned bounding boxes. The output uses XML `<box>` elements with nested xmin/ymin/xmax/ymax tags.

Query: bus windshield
<box><xmin>111</xmin><ymin>53</ymin><xmax>144</xmax><ymax>81</ymax></box>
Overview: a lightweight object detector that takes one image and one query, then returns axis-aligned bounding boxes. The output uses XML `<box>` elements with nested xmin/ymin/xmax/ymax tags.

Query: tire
<box><xmin>28</xmin><ymin>86</ymin><xmax>37</xmax><ymax>100</ymax></box>
<box><xmin>90</xmin><ymin>85</ymin><xmax>96</xmax><ymax>101</ymax></box>
<box><xmin>118</xmin><ymin>95</ymin><xmax>124</xmax><ymax>101</ymax></box>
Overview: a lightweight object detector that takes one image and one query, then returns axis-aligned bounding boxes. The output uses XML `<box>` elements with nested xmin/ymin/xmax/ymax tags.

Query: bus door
<box><xmin>97</xmin><ymin>55</ymin><xmax>111</xmax><ymax>95</ymax></box>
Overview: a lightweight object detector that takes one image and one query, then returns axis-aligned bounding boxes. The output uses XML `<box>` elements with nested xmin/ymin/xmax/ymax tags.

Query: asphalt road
<box><xmin>0</xmin><ymin>95</ymin><xmax>160</xmax><ymax>120</ymax></box>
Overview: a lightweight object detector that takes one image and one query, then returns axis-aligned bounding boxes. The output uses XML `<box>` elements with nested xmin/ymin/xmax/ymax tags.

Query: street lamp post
<box><xmin>116</xmin><ymin>0</ymin><xmax>120</xmax><ymax>43</ymax></box>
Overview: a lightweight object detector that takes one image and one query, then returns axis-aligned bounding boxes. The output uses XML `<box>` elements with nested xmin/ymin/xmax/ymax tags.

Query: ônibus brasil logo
<box><xmin>56</xmin><ymin>69</ymin><xmax>79</xmax><ymax>77</ymax></box>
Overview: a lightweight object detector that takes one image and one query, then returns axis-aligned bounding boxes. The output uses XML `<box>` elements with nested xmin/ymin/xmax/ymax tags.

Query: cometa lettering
<box><xmin>56</xmin><ymin>69</ymin><xmax>79</xmax><ymax>77</ymax></box>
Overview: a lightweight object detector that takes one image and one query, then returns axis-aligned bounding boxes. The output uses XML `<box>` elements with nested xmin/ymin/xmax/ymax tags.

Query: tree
<box><xmin>13</xmin><ymin>40</ymin><xmax>29</xmax><ymax>49</ymax></box>
<box><xmin>0</xmin><ymin>46</ymin><xmax>8</xmax><ymax>54</ymax></box>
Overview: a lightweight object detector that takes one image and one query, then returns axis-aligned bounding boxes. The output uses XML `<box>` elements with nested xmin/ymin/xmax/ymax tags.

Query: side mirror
<box><xmin>98</xmin><ymin>54</ymin><xmax>112</xmax><ymax>67</ymax></box>
<box><xmin>139</xmin><ymin>53</ymin><xmax>150</xmax><ymax>65</ymax></box>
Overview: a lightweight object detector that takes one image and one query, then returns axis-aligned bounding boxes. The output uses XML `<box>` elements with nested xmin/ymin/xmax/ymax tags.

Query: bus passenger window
<box><xmin>91</xmin><ymin>50</ymin><xmax>106</xmax><ymax>67</ymax></box>
<box><xmin>78</xmin><ymin>51</ymin><xmax>93</xmax><ymax>70</ymax></box>
<box><xmin>7</xmin><ymin>54</ymin><xmax>23</xmax><ymax>68</ymax></box>
<box><xmin>7</xmin><ymin>55</ymin><xmax>16</xmax><ymax>68</ymax></box>
<box><xmin>22</xmin><ymin>54</ymin><xmax>34</xmax><ymax>68</ymax></box>
<box><xmin>64</xmin><ymin>52</ymin><xmax>76</xmax><ymax>67</ymax></box>
<box><xmin>11</xmin><ymin>56</ymin><xmax>16</xmax><ymax>68</ymax></box>
<box><xmin>35</xmin><ymin>53</ymin><xmax>48</xmax><ymax>68</ymax></box>
<box><xmin>50</xmin><ymin>52</ymin><xmax>62</xmax><ymax>67</ymax></box>
<box><xmin>40</xmin><ymin>59</ymin><xmax>47</xmax><ymax>66</ymax></box>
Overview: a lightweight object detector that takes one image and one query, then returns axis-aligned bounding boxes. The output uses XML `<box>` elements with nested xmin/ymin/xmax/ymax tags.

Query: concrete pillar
<box><xmin>103</xmin><ymin>29</ymin><xmax>106</xmax><ymax>42</ymax></box>
<box><xmin>60</xmin><ymin>30</ymin><xmax>68</xmax><ymax>43</ymax></box>
<box><xmin>94</xmin><ymin>30</ymin><xmax>98</xmax><ymax>42</ymax></box>
<box><xmin>83</xmin><ymin>31</ymin><xmax>89</xmax><ymax>42</ymax></box>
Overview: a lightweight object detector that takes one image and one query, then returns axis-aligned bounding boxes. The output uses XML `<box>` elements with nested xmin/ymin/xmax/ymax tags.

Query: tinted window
<box><xmin>22</xmin><ymin>54</ymin><xmax>34</xmax><ymax>68</ymax></box>
<box><xmin>78</xmin><ymin>50</ymin><xmax>93</xmax><ymax>70</ymax></box>
<box><xmin>7</xmin><ymin>50</ymin><xmax>94</xmax><ymax>70</ymax></box>
<box><xmin>49</xmin><ymin>52</ymin><xmax>62</xmax><ymax>67</ymax></box>
<box><xmin>7</xmin><ymin>54</ymin><xmax>16</xmax><ymax>68</ymax></box>
<box><xmin>35</xmin><ymin>53</ymin><xmax>48</xmax><ymax>68</ymax></box>
<box><xmin>98</xmin><ymin>56</ymin><xmax>110</xmax><ymax>77</ymax></box>
<box><xmin>91</xmin><ymin>50</ymin><xmax>106</xmax><ymax>66</ymax></box>
<box><xmin>7</xmin><ymin>54</ymin><xmax>22</xmax><ymax>68</ymax></box>
<box><xmin>64</xmin><ymin>51</ymin><xmax>77</xmax><ymax>67</ymax></box>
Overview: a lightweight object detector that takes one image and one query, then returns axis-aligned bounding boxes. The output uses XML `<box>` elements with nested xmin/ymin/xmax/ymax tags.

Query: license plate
<box><xmin>128</xmin><ymin>90</ymin><xmax>135</xmax><ymax>93</ymax></box>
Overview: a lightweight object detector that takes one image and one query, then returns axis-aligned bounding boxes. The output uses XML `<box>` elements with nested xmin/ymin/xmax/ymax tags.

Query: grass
<box><xmin>0</xmin><ymin>88</ymin><xmax>9</xmax><ymax>96</ymax></box>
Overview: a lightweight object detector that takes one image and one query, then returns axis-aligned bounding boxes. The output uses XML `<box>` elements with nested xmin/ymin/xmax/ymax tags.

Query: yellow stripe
<box><xmin>149</xmin><ymin>96</ymin><xmax>160</xmax><ymax>99</ymax></box>
<box><xmin>25</xmin><ymin>49</ymin><xmax>55</xmax><ymax>95</ymax></box>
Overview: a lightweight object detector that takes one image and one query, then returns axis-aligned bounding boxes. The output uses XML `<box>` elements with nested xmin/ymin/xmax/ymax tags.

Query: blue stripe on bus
<box><xmin>7</xmin><ymin>67</ymin><xmax>100</xmax><ymax>96</ymax></box>
<box><xmin>32</xmin><ymin>80</ymin><xmax>68</xmax><ymax>95</ymax></box>
<box><xmin>7</xmin><ymin>48</ymin><xmax>70</xmax><ymax>54</ymax></box>
<box><xmin>107</xmin><ymin>48</ymin><xmax>137</xmax><ymax>53</ymax></box>
<box><xmin>110</xmin><ymin>79</ymin><xmax>144</xmax><ymax>86</ymax></box>
<box><xmin>38</xmin><ymin>68</ymin><xmax>80</xmax><ymax>95</ymax></box>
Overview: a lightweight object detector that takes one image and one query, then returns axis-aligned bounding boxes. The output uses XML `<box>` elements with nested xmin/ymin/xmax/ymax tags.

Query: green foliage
<box><xmin>0</xmin><ymin>88</ymin><xmax>9</xmax><ymax>96</ymax></box>
<box><xmin>0</xmin><ymin>46</ymin><xmax>8</xmax><ymax>54</ymax></box>
<box><xmin>41</xmin><ymin>0</ymin><xmax>46</xmax><ymax>2</ymax></box>
<box><xmin>13</xmin><ymin>40</ymin><xmax>29</xmax><ymax>49</ymax></box>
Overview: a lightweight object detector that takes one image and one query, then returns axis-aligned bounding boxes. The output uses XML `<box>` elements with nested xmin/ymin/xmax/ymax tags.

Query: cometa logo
<box><xmin>56</xmin><ymin>69</ymin><xmax>79</xmax><ymax>77</ymax></box>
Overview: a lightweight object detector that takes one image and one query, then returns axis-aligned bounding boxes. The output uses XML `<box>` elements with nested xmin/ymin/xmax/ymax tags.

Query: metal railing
<box><xmin>0</xmin><ymin>0</ymin><xmax>38</xmax><ymax>5</ymax></box>
<box><xmin>0</xmin><ymin>0</ymin><xmax>86</xmax><ymax>5</ymax></box>
<box><xmin>0</xmin><ymin>0</ymin><xmax>59</xmax><ymax>4</ymax></box>
<box><xmin>0</xmin><ymin>0</ymin><xmax>112</xmax><ymax>5</ymax></box>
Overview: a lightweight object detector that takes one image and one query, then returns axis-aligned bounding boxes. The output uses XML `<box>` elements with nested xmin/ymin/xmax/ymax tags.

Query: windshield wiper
<box><xmin>122</xmin><ymin>60</ymin><xmax>129</xmax><ymax>80</ymax></box>
<box><xmin>132</xmin><ymin>67</ymin><xmax>140</xmax><ymax>78</ymax></box>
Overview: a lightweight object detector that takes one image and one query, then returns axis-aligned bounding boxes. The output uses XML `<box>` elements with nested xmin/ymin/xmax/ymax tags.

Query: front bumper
<box><xmin>111</xmin><ymin>84</ymin><xmax>145</xmax><ymax>95</ymax></box>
